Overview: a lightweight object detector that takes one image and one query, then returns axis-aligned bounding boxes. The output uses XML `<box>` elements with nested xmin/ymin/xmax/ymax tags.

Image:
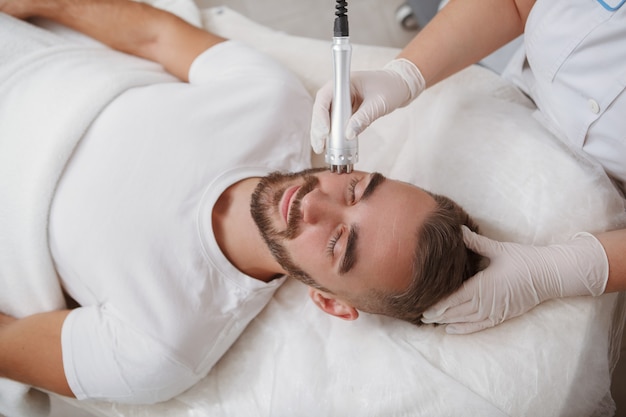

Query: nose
<box><xmin>301</xmin><ymin>188</ymin><xmax>341</xmax><ymax>225</ymax></box>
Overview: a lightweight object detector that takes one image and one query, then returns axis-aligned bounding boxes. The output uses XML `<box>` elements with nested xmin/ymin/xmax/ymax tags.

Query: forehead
<box><xmin>323</xmin><ymin>172</ymin><xmax>436</xmax><ymax>295</ymax></box>
<box><xmin>357</xmin><ymin>180</ymin><xmax>434</xmax><ymax>289</ymax></box>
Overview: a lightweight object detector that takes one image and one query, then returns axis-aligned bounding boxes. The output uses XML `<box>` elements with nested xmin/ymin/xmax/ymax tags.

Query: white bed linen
<box><xmin>9</xmin><ymin>3</ymin><xmax>626</xmax><ymax>417</ymax></box>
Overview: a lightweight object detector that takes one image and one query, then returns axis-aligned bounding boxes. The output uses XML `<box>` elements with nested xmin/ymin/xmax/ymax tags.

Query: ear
<box><xmin>308</xmin><ymin>288</ymin><xmax>359</xmax><ymax>321</ymax></box>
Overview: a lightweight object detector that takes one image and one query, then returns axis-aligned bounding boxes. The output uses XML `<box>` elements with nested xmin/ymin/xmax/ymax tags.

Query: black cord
<box><xmin>334</xmin><ymin>0</ymin><xmax>349</xmax><ymax>37</ymax></box>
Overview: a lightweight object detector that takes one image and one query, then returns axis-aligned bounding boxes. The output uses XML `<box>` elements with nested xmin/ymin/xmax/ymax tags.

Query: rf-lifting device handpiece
<box><xmin>326</xmin><ymin>0</ymin><xmax>357</xmax><ymax>174</ymax></box>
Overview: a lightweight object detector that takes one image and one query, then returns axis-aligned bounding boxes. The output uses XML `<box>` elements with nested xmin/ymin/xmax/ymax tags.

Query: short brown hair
<box><xmin>356</xmin><ymin>192</ymin><xmax>484</xmax><ymax>325</ymax></box>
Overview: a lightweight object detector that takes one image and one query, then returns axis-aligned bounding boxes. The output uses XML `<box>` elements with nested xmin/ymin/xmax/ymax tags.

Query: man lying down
<box><xmin>0</xmin><ymin>0</ymin><xmax>623</xmax><ymax>406</ymax></box>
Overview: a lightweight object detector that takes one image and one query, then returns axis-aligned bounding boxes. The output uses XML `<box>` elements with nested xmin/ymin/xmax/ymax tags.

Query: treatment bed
<box><xmin>1</xmin><ymin>1</ymin><xmax>625</xmax><ymax>416</ymax></box>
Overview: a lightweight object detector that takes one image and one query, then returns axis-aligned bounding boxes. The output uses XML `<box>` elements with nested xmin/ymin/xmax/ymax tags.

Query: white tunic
<box><xmin>504</xmin><ymin>0</ymin><xmax>626</xmax><ymax>186</ymax></box>
<box><xmin>48</xmin><ymin>41</ymin><xmax>312</xmax><ymax>403</ymax></box>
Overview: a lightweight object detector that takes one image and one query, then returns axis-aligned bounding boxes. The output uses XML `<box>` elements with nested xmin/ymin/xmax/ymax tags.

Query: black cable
<box><xmin>334</xmin><ymin>0</ymin><xmax>349</xmax><ymax>37</ymax></box>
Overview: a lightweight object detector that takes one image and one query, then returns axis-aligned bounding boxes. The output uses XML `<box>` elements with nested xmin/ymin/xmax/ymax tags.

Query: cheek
<box><xmin>284</xmin><ymin>231</ymin><xmax>326</xmax><ymax>268</ymax></box>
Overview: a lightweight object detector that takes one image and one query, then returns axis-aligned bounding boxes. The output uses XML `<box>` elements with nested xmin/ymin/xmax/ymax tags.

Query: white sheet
<box><xmin>3</xmin><ymin>3</ymin><xmax>625</xmax><ymax>417</ymax></box>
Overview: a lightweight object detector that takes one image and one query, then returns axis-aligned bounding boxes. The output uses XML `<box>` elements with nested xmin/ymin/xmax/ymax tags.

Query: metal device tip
<box><xmin>329</xmin><ymin>164</ymin><xmax>353</xmax><ymax>174</ymax></box>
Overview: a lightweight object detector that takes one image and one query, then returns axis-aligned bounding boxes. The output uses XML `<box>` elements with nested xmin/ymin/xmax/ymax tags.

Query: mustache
<box><xmin>281</xmin><ymin>174</ymin><xmax>319</xmax><ymax>240</ymax></box>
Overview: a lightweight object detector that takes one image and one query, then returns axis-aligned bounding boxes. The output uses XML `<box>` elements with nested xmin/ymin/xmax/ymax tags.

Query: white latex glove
<box><xmin>421</xmin><ymin>226</ymin><xmax>609</xmax><ymax>334</ymax></box>
<box><xmin>310</xmin><ymin>58</ymin><xmax>426</xmax><ymax>154</ymax></box>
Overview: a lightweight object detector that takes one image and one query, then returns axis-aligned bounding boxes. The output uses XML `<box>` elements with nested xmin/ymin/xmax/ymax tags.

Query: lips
<box><xmin>280</xmin><ymin>185</ymin><xmax>300</xmax><ymax>224</ymax></box>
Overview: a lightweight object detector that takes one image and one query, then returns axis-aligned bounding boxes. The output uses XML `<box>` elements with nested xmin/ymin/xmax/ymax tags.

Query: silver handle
<box><xmin>326</xmin><ymin>36</ymin><xmax>358</xmax><ymax>174</ymax></box>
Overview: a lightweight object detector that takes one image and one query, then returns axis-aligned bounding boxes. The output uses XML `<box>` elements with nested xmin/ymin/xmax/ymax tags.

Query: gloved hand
<box><xmin>421</xmin><ymin>226</ymin><xmax>609</xmax><ymax>334</ymax></box>
<box><xmin>310</xmin><ymin>58</ymin><xmax>426</xmax><ymax>154</ymax></box>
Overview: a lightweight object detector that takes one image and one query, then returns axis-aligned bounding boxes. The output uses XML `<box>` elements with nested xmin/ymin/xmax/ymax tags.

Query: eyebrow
<box><xmin>361</xmin><ymin>172</ymin><xmax>386</xmax><ymax>201</ymax></box>
<box><xmin>338</xmin><ymin>172</ymin><xmax>386</xmax><ymax>275</ymax></box>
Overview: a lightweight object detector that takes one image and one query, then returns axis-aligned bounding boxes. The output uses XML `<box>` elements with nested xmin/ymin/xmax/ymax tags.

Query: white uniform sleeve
<box><xmin>62</xmin><ymin>306</ymin><xmax>200</xmax><ymax>404</ymax></box>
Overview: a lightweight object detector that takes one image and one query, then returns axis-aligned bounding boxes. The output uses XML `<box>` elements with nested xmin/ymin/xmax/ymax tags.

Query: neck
<box><xmin>211</xmin><ymin>177</ymin><xmax>285</xmax><ymax>282</ymax></box>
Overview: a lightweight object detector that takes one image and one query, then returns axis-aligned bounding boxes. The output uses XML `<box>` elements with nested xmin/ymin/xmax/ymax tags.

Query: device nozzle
<box><xmin>329</xmin><ymin>164</ymin><xmax>353</xmax><ymax>174</ymax></box>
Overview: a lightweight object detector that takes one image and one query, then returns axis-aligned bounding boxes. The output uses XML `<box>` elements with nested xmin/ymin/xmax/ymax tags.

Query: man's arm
<box><xmin>0</xmin><ymin>310</ymin><xmax>74</xmax><ymax>397</ymax></box>
<box><xmin>0</xmin><ymin>0</ymin><xmax>226</xmax><ymax>81</ymax></box>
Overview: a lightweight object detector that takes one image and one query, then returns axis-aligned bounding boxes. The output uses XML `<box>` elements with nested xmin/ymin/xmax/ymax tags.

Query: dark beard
<box><xmin>250</xmin><ymin>168</ymin><xmax>324</xmax><ymax>284</ymax></box>
<box><xmin>250</xmin><ymin>168</ymin><xmax>323</xmax><ymax>241</ymax></box>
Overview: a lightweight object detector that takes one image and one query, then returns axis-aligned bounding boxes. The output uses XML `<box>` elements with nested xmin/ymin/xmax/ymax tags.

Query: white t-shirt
<box><xmin>48</xmin><ymin>41</ymin><xmax>312</xmax><ymax>404</ymax></box>
<box><xmin>503</xmin><ymin>0</ymin><xmax>626</xmax><ymax>186</ymax></box>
